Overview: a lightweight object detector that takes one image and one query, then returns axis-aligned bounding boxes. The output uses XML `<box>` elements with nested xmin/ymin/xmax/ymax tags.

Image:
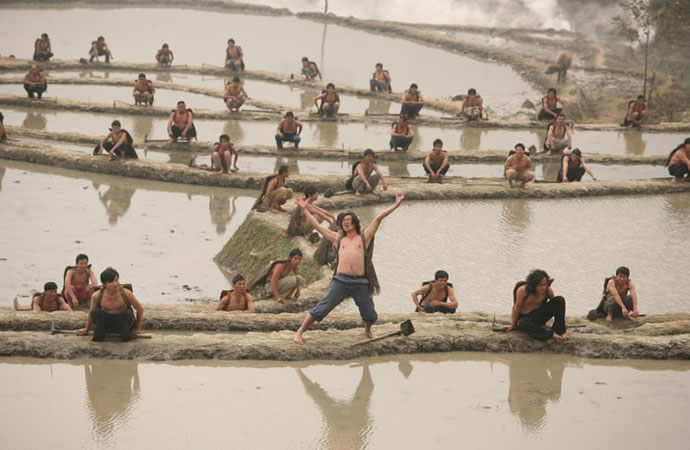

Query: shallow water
<box><xmin>0</xmin><ymin>160</ymin><xmax>255</xmax><ymax>305</ymax></box>
<box><xmin>346</xmin><ymin>195</ymin><xmax>690</xmax><ymax>315</ymax></box>
<box><xmin>3</xmin><ymin>106</ymin><xmax>686</xmax><ymax>155</ymax></box>
<box><xmin>0</xmin><ymin>7</ymin><xmax>539</xmax><ymax>113</ymax></box>
<box><xmin>1</xmin><ymin>353</ymin><xmax>688</xmax><ymax>449</ymax></box>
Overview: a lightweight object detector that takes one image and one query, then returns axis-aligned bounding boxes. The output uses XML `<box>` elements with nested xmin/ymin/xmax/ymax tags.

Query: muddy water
<box><xmin>0</xmin><ymin>160</ymin><xmax>255</xmax><ymax>305</ymax></box>
<box><xmin>1</xmin><ymin>354</ymin><xmax>688</xmax><ymax>449</ymax></box>
<box><xmin>0</xmin><ymin>8</ymin><xmax>538</xmax><ymax>113</ymax></box>
<box><xmin>3</xmin><ymin>106</ymin><xmax>686</xmax><ymax>155</ymax></box>
<box><xmin>344</xmin><ymin>195</ymin><xmax>690</xmax><ymax>315</ymax></box>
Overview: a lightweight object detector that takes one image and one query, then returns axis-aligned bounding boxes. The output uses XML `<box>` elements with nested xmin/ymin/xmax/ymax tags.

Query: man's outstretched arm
<box><xmin>295</xmin><ymin>197</ymin><xmax>339</xmax><ymax>243</ymax></box>
<box><xmin>364</xmin><ymin>192</ymin><xmax>406</xmax><ymax>246</ymax></box>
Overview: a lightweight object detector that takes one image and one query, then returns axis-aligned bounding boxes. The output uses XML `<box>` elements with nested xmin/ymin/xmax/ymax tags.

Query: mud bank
<box><xmin>0</xmin><ymin>310</ymin><xmax>688</xmax><ymax>361</ymax></box>
<box><xmin>1</xmin><ymin>142</ymin><xmax>688</xmax><ymax>199</ymax></box>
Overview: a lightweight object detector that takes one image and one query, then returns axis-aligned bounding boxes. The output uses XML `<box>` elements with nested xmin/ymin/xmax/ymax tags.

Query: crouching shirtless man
<box><xmin>411</xmin><ymin>270</ymin><xmax>458</xmax><ymax>314</ymax></box>
<box><xmin>293</xmin><ymin>192</ymin><xmax>406</xmax><ymax>344</ymax></box>
<box><xmin>216</xmin><ymin>274</ymin><xmax>255</xmax><ymax>312</ymax></box>
<box><xmin>77</xmin><ymin>268</ymin><xmax>144</xmax><ymax>342</ymax></box>
<box><xmin>64</xmin><ymin>253</ymin><xmax>98</xmax><ymax>309</ymax></box>
<box><xmin>33</xmin><ymin>282</ymin><xmax>72</xmax><ymax>312</ymax></box>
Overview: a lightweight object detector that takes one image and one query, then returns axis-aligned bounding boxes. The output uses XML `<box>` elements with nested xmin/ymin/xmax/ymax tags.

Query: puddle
<box><xmin>1</xmin><ymin>353</ymin><xmax>688</xmax><ymax>449</ymax></box>
<box><xmin>0</xmin><ymin>160</ymin><xmax>256</xmax><ymax>305</ymax></box>
<box><xmin>0</xmin><ymin>7</ymin><xmax>539</xmax><ymax>113</ymax></box>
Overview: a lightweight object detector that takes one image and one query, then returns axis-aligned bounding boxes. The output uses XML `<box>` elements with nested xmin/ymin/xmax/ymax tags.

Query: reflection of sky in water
<box><xmin>3</xmin><ymin>107</ymin><xmax>685</xmax><ymax>155</ymax></box>
<box><xmin>0</xmin><ymin>162</ymin><xmax>255</xmax><ymax>304</ymax></box>
<box><xmin>0</xmin><ymin>8</ymin><xmax>538</xmax><ymax>113</ymax></box>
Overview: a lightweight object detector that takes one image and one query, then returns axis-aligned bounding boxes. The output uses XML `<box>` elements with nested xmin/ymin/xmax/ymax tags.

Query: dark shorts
<box><xmin>557</xmin><ymin>165</ymin><xmax>585</xmax><ymax>182</ymax></box>
<box><xmin>171</xmin><ymin>124</ymin><xmax>197</xmax><ymax>141</ymax></box>
<box><xmin>390</xmin><ymin>136</ymin><xmax>413</xmax><ymax>151</ymax></box>
<box><xmin>538</xmin><ymin>108</ymin><xmax>561</xmax><ymax>121</ymax></box>
<box><xmin>423</xmin><ymin>163</ymin><xmax>449</xmax><ymax>176</ymax></box>
<box><xmin>603</xmin><ymin>295</ymin><xmax>634</xmax><ymax>317</ymax></box>
<box><xmin>93</xmin><ymin>141</ymin><xmax>138</xmax><ymax>159</ymax></box>
<box><xmin>309</xmin><ymin>275</ymin><xmax>378</xmax><ymax>324</ymax></box>
<box><xmin>669</xmin><ymin>163</ymin><xmax>689</xmax><ymax>178</ymax></box>
<box><xmin>90</xmin><ymin>307</ymin><xmax>135</xmax><ymax>342</ymax></box>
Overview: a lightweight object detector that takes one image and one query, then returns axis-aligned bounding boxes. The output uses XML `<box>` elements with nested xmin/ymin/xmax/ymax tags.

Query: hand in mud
<box><xmin>383</xmin><ymin>182</ymin><xmax>388</xmax><ymax>191</ymax></box>
<box><xmin>504</xmin><ymin>325</ymin><xmax>514</xmax><ymax>332</ymax></box>
<box><xmin>277</xmin><ymin>297</ymin><xmax>286</xmax><ymax>304</ymax></box>
<box><xmin>294</xmin><ymin>289</ymin><xmax>301</xmax><ymax>300</ymax></box>
<box><xmin>395</xmin><ymin>191</ymin><xmax>407</xmax><ymax>206</ymax></box>
<box><xmin>76</xmin><ymin>328</ymin><xmax>88</xmax><ymax>336</ymax></box>
<box><xmin>131</xmin><ymin>328</ymin><xmax>140</xmax><ymax>338</ymax></box>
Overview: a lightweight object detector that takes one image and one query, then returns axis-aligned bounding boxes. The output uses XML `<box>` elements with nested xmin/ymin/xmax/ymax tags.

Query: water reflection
<box><xmin>299</xmin><ymin>88</ymin><xmax>321</xmax><ymax>111</ymax></box>
<box><xmin>621</xmin><ymin>130</ymin><xmax>646</xmax><ymax>156</ymax></box>
<box><xmin>0</xmin><ymin>166</ymin><xmax>5</xmax><ymax>192</ymax></box>
<box><xmin>387</xmin><ymin>160</ymin><xmax>411</xmax><ymax>178</ymax></box>
<box><xmin>98</xmin><ymin>184</ymin><xmax>136</xmax><ymax>225</ymax></box>
<box><xmin>540</xmin><ymin>159</ymin><xmax>561</xmax><ymax>182</ymax></box>
<box><xmin>22</xmin><ymin>111</ymin><xmax>47</xmax><ymax>130</ymax></box>
<box><xmin>662</xmin><ymin>193</ymin><xmax>690</xmax><ymax>223</ymax></box>
<box><xmin>500</xmin><ymin>198</ymin><xmax>532</xmax><ymax>235</ymax></box>
<box><xmin>508</xmin><ymin>356</ymin><xmax>564</xmax><ymax>431</ymax></box>
<box><xmin>209</xmin><ymin>194</ymin><xmax>237</xmax><ymax>234</ymax></box>
<box><xmin>296</xmin><ymin>364</ymin><xmax>374</xmax><ymax>450</ymax></box>
<box><xmin>367</xmin><ymin>97</ymin><xmax>393</xmax><ymax>115</ymax></box>
<box><xmin>460</xmin><ymin>128</ymin><xmax>484</xmax><ymax>151</ymax></box>
<box><xmin>223</xmin><ymin>118</ymin><xmax>245</xmax><ymax>144</ymax></box>
<box><xmin>274</xmin><ymin>156</ymin><xmax>301</xmax><ymax>175</ymax></box>
<box><xmin>156</xmin><ymin>72</ymin><xmax>173</xmax><ymax>83</ymax></box>
<box><xmin>132</xmin><ymin>115</ymin><xmax>154</xmax><ymax>141</ymax></box>
<box><xmin>84</xmin><ymin>361</ymin><xmax>141</xmax><ymax>443</ymax></box>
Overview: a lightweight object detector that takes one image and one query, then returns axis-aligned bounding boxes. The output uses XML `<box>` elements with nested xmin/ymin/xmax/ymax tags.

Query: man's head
<box><xmin>138</xmin><ymin>73</ymin><xmax>146</xmax><ymax>80</ymax></box>
<box><xmin>409</xmin><ymin>83</ymin><xmax>418</xmax><ymax>93</ymax></box>
<box><xmin>44</xmin><ymin>281</ymin><xmax>58</xmax><ymax>293</ymax></box>
<box><xmin>285</xmin><ymin>111</ymin><xmax>294</xmax><ymax>119</ymax></box>
<box><xmin>433</xmin><ymin>138</ymin><xmax>443</xmax><ymax>152</ymax></box>
<box><xmin>219</xmin><ymin>134</ymin><xmax>230</xmax><ymax>143</ymax></box>
<box><xmin>398</xmin><ymin>115</ymin><xmax>408</xmax><ymax>125</ymax></box>
<box><xmin>232</xmin><ymin>274</ymin><xmax>246</xmax><ymax>290</ymax></box>
<box><xmin>363</xmin><ymin>148</ymin><xmax>375</xmax><ymax>162</ymax></box>
<box><xmin>110</xmin><ymin>120</ymin><xmax>121</xmax><ymax>132</ymax></box>
<box><xmin>232</xmin><ymin>76</ymin><xmax>240</xmax><ymax>84</ymax></box>
<box><xmin>434</xmin><ymin>270</ymin><xmax>449</xmax><ymax>287</ymax></box>
<box><xmin>288</xmin><ymin>248</ymin><xmax>303</xmax><ymax>265</ymax></box>
<box><xmin>100</xmin><ymin>267</ymin><xmax>119</xmax><ymax>287</ymax></box>
<box><xmin>97</xmin><ymin>36</ymin><xmax>105</xmax><ymax>42</ymax></box>
<box><xmin>227</xmin><ymin>38</ymin><xmax>235</xmax><ymax>45</ymax></box>
<box><xmin>514</xmin><ymin>143</ymin><xmax>525</xmax><ymax>155</ymax></box>
<box><xmin>326</xmin><ymin>83</ymin><xmax>335</xmax><ymax>92</ymax></box>
<box><xmin>301</xmin><ymin>57</ymin><xmax>309</xmax><ymax>66</ymax></box>
<box><xmin>615</xmin><ymin>266</ymin><xmax>630</xmax><ymax>283</ymax></box>
<box><xmin>75</xmin><ymin>253</ymin><xmax>89</xmax><ymax>267</ymax></box>
<box><xmin>683</xmin><ymin>137</ymin><xmax>690</xmax><ymax>150</ymax></box>
<box><xmin>162</xmin><ymin>43</ymin><xmax>169</xmax><ymax>49</ymax></box>
<box><xmin>41</xmin><ymin>33</ymin><xmax>49</xmax><ymax>39</ymax></box>
<box><xmin>637</xmin><ymin>94</ymin><xmax>645</xmax><ymax>101</ymax></box>
<box><xmin>177</xmin><ymin>100</ymin><xmax>186</xmax><ymax>111</ymax></box>
<box><xmin>467</xmin><ymin>88</ymin><xmax>476</xmax><ymax>97</ymax></box>
<box><xmin>304</xmin><ymin>185</ymin><xmax>317</xmax><ymax>201</ymax></box>
<box><xmin>375</xmin><ymin>63</ymin><xmax>383</xmax><ymax>69</ymax></box>
<box><xmin>30</xmin><ymin>64</ymin><xmax>39</xmax><ymax>73</ymax></box>
<box><xmin>547</xmin><ymin>88</ymin><xmax>557</xmax><ymax>97</ymax></box>
<box><xmin>526</xmin><ymin>269</ymin><xmax>550</xmax><ymax>295</ymax></box>
<box><xmin>278</xmin><ymin>165</ymin><xmax>290</xmax><ymax>177</ymax></box>
<box><xmin>570</xmin><ymin>148</ymin><xmax>582</xmax><ymax>161</ymax></box>
<box><xmin>556</xmin><ymin>114</ymin><xmax>566</xmax><ymax>124</ymax></box>
<box><xmin>338</xmin><ymin>212</ymin><xmax>361</xmax><ymax>234</ymax></box>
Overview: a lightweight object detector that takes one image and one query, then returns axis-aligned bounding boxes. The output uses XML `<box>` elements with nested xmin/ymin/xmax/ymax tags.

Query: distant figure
<box><xmin>211</xmin><ymin>134</ymin><xmax>238</xmax><ymax>174</ymax></box>
<box><xmin>545</xmin><ymin>50</ymin><xmax>572</xmax><ymax>84</ymax></box>
<box><xmin>94</xmin><ymin>120</ymin><xmax>138</xmax><ymax>163</ymax></box>
<box><xmin>77</xmin><ymin>267</ymin><xmax>144</xmax><ymax>342</ymax></box>
<box><xmin>300</xmin><ymin>57</ymin><xmax>321</xmax><ymax>80</ymax></box>
<box><xmin>370</xmin><ymin>63</ymin><xmax>392</xmax><ymax>93</ymax></box>
<box><xmin>287</xmin><ymin>185</ymin><xmax>335</xmax><ymax>237</ymax></box>
<box><xmin>411</xmin><ymin>270</ymin><xmax>458</xmax><ymax>314</ymax></box>
<box><xmin>265</xmin><ymin>249</ymin><xmax>304</xmax><ymax>303</ymax></box>
<box><xmin>216</xmin><ymin>274</ymin><xmax>255</xmax><ymax>312</ymax></box>
<box><xmin>423</xmin><ymin>138</ymin><xmax>449</xmax><ymax>183</ymax></box>
<box><xmin>33</xmin><ymin>33</ymin><xmax>53</xmax><ymax>61</ymax></box>
<box><xmin>23</xmin><ymin>64</ymin><xmax>47</xmax><ymax>99</ymax></box>
<box><xmin>225</xmin><ymin>38</ymin><xmax>244</xmax><ymax>71</ymax></box>
<box><xmin>400</xmin><ymin>83</ymin><xmax>425</xmax><ymax>118</ymax></box>
<box><xmin>167</xmin><ymin>101</ymin><xmax>197</xmax><ymax>143</ymax></box>
<box><xmin>224</xmin><ymin>76</ymin><xmax>248</xmax><ymax>112</ymax></box>
<box><xmin>313</xmin><ymin>83</ymin><xmax>340</xmax><ymax>118</ymax></box>
<box><xmin>589</xmin><ymin>266</ymin><xmax>639</xmax><ymax>322</ymax></box>
<box><xmin>89</xmin><ymin>36</ymin><xmax>112</xmax><ymax>63</ymax></box>
<box><xmin>544</xmin><ymin>114</ymin><xmax>572</xmax><ymax>155</ymax></box>
<box><xmin>537</xmin><ymin>88</ymin><xmax>566</xmax><ymax>121</ymax></box>
<box><xmin>132</xmin><ymin>73</ymin><xmax>155</xmax><ymax>106</ymax></box>
<box><xmin>557</xmin><ymin>149</ymin><xmax>597</xmax><ymax>182</ymax></box>
<box><xmin>33</xmin><ymin>282</ymin><xmax>72</xmax><ymax>312</ymax></box>
<box><xmin>666</xmin><ymin>138</ymin><xmax>690</xmax><ymax>183</ymax></box>
<box><xmin>254</xmin><ymin>165</ymin><xmax>293</xmax><ymax>213</ymax></box>
<box><xmin>63</xmin><ymin>253</ymin><xmax>98</xmax><ymax>309</ymax></box>
<box><xmin>622</xmin><ymin>95</ymin><xmax>648</xmax><ymax>128</ymax></box>
<box><xmin>347</xmin><ymin>148</ymin><xmax>388</xmax><ymax>197</ymax></box>
<box><xmin>461</xmin><ymin>88</ymin><xmax>483</xmax><ymax>121</ymax></box>
<box><xmin>155</xmin><ymin>43</ymin><xmax>174</xmax><ymax>66</ymax></box>
<box><xmin>0</xmin><ymin>112</ymin><xmax>6</xmax><ymax>142</ymax></box>
<box><xmin>505</xmin><ymin>143</ymin><xmax>534</xmax><ymax>189</ymax></box>
<box><xmin>506</xmin><ymin>269</ymin><xmax>568</xmax><ymax>342</ymax></box>
<box><xmin>275</xmin><ymin>111</ymin><xmax>303</xmax><ymax>150</ymax></box>
<box><xmin>390</xmin><ymin>115</ymin><xmax>414</xmax><ymax>151</ymax></box>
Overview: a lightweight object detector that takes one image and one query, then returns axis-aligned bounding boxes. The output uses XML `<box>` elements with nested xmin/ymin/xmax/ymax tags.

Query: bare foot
<box><xmin>606</xmin><ymin>314</ymin><xmax>613</xmax><ymax>323</ymax></box>
<box><xmin>293</xmin><ymin>332</ymin><xmax>303</xmax><ymax>344</ymax></box>
<box><xmin>506</xmin><ymin>182</ymin><xmax>513</xmax><ymax>188</ymax></box>
<box><xmin>671</xmin><ymin>177</ymin><xmax>677</xmax><ymax>183</ymax></box>
<box><xmin>270</xmin><ymin>207</ymin><xmax>280</xmax><ymax>214</ymax></box>
<box><xmin>355</xmin><ymin>191</ymin><xmax>361</xmax><ymax>197</ymax></box>
<box><xmin>520</xmin><ymin>182</ymin><xmax>528</xmax><ymax>190</ymax></box>
<box><xmin>371</xmin><ymin>190</ymin><xmax>379</xmax><ymax>197</ymax></box>
<box><xmin>365</xmin><ymin>329</ymin><xmax>376</xmax><ymax>339</ymax></box>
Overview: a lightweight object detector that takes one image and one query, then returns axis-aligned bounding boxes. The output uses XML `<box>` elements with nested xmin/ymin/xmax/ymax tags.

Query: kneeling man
<box><xmin>411</xmin><ymin>270</ymin><xmax>458</xmax><ymax>314</ymax></box>
<box><xmin>216</xmin><ymin>274</ymin><xmax>255</xmax><ymax>312</ymax></box>
<box><xmin>33</xmin><ymin>282</ymin><xmax>72</xmax><ymax>312</ymax></box>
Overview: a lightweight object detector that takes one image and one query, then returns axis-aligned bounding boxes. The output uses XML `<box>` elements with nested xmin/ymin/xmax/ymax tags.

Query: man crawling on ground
<box><xmin>33</xmin><ymin>282</ymin><xmax>72</xmax><ymax>312</ymax></box>
<box><xmin>411</xmin><ymin>270</ymin><xmax>458</xmax><ymax>314</ymax></box>
<box><xmin>216</xmin><ymin>274</ymin><xmax>255</xmax><ymax>312</ymax></box>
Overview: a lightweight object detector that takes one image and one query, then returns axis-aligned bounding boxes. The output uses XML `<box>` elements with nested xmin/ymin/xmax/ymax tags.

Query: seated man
<box><xmin>94</xmin><ymin>120</ymin><xmax>138</xmax><ymax>163</ymax></box>
<box><xmin>557</xmin><ymin>149</ymin><xmax>597</xmax><ymax>182</ymax></box>
<box><xmin>23</xmin><ymin>64</ymin><xmax>47</xmax><ymax>99</ymax></box>
<box><xmin>33</xmin><ymin>282</ymin><xmax>72</xmax><ymax>312</ymax></box>
<box><xmin>77</xmin><ymin>267</ymin><xmax>144</xmax><ymax>342</ymax></box>
<box><xmin>0</xmin><ymin>112</ymin><xmax>6</xmax><ymax>142</ymax></box>
<box><xmin>300</xmin><ymin>57</ymin><xmax>321</xmax><ymax>80</ymax></box>
<box><xmin>155</xmin><ymin>43</ymin><xmax>174</xmax><ymax>66</ymax></box>
<box><xmin>544</xmin><ymin>114</ymin><xmax>572</xmax><ymax>155</ymax></box>
<box><xmin>411</xmin><ymin>270</ymin><xmax>458</xmax><ymax>314</ymax></box>
<box><xmin>400</xmin><ymin>83</ymin><xmax>425</xmax><ymax>118</ymax></box>
<box><xmin>592</xmin><ymin>266</ymin><xmax>639</xmax><ymax>322</ymax></box>
<box><xmin>63</xmin><ymin>253</ymin><xmax>98</xmax><ymax>309</ymax></box>
<box><xmin>423</xmin><ymin>138</ymin><xmax>449</xmax><ymax>183</ymax></box>
<box><xmin>313</xmin><ymin>83</ymin><xmax>340</xmax><ymax>118</ymax></box>
<box><xmin>537</xmin><ymin>88</ymin><xmax>566</xmax><ymax>121</ymax></box>
<box><xmin>287</xmin><ymin>185</ymin><xmax>335</xmax><ymax>237</ymax></box>
<box><xmin>167</xmin><ymin>101</ymin><xmax>197</xmax><ymax>143</ymax></box>
<box><xmin>622</xmin><ymin>95</ymin><xmax>648</xmax><ymax>128</ymax></box>
<box><xmin>506</xmin><ymin>269</ymin><xmax>567</xmax><ymax>342</ymax></box>
<box><xmin>666</xmin><ymin>138</ymin><xmax>690</xmax><ymax>183</ymax></box>
<box><xmin>224</xmin><ymin>76</ymin><xmax>248</xmax><ymax>112</ymax></box>
<box><xmin>348</xmin><ymin>149</ymin><xmax>388</xmax><ymax>197</ymax></box>
<box><xmin>505</xmin><ymin>143</ymin><xmax>534</xmax><ymax>189</ymax></box>
<box><xmin>254</xmin><ymin>165</ymin><xmax>293</xmax><ymax>213</ymax></box>
<box><xmin>211</xmin><ymin>134</ymin><xmax>238</xmax><ymax>174</ymax></box>
<box><xmin>33</xmin><ymin>33</ymin><xmax>53</xmax><ymax>62</ymax></box>
<box><xmin>133</xmin><ymin>73</ymin><xmax>155</xmax><ymax>106</ymax></box>
<box><xmin>224</xmin><ymin>38</ymin><xmax>244</xmax><ymax>71</ymax></box>
<box><xmin>275</xmin><ymin>111</ymin><xmax>303</xmax><ymax>150</ymax></box>
<box><xmin>370</xmin><ymin>63</ymin><xmax>392</xmax><ymax>93</ymax></box>
<box><xmin>216</xmin><ymin>274</ymin><xmax>255</xmax><ymax>312</ymax></box>
<box><xmin>461</xmin><ymin>88</ymin><xmax>483</xmax><ymax>121</ymax></box>
<box><xmin>264</xmin><ymin>249</ymin><xmax>304</xmax><ymax>303</ymax></box>
<box><xmin>89</xmin><ymin>36</ymin><xmax>112</xmax><ymax>63</ymax></box>
<box><xmin>390</xmin><ymin>115</ymin><xmax>414</xmax><ymax>151</ymax></box>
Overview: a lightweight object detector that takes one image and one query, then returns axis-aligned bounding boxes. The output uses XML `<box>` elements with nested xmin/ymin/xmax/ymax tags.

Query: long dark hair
<box><xmin>525</xmin><ymin>269</ymin><xmax>549</xmax><ymax>294</ymax></box>
<box><xmin>338</xmin><ymin>212</ymin><xmax>361</xmax><ymax>235</ymax></box>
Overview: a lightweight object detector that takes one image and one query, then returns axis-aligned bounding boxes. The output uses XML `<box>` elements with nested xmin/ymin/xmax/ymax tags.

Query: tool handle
<box><xmin>352</xmin><ymin>330</ymin><xmax>401</xmax><ymax>346</ymax></box>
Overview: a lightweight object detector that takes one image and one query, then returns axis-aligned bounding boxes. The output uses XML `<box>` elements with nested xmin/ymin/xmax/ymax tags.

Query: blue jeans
<box><xmin>309</xmin><ymin>275</ymin><xmax>378</xmax><ymax>323</ymax></box>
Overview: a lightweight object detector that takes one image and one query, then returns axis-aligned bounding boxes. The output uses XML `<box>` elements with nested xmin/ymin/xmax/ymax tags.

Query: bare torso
<box><xmin>506</xmin><ymin>154</ymin><xmax>531</xmax><ymax>171</ymax></box>
<box><xmin>172</xmin><ymin>110</ymin><xmax>190</xmax><ymax>128</ymax></box>
<box><xmin>516</xmin><ymin>286</ymin><xmax>552</xmax><ymax>315</ymax></box>
<box><xmin>225</xmin><ymin>290</ymin><xmax>250</xmax><ymax>310</ymax></box>
<box><xmin>429</xmin><ymin>151</ymin><xmax>445</xmax><ymax>165</ymax></box>
<box><xmin>97</xmin><ymin>288</ymin><xmax>131</xmax><ymax>314</ymax></box>
<box><xmin>337</xmin><ymin>234</ymin><xmax>365</xmax><ymax>276</ymax></box>
<box><xmin>280</xmin><ymin>118</ymin><xmax>298</xmax><ymax>134</ymax></box>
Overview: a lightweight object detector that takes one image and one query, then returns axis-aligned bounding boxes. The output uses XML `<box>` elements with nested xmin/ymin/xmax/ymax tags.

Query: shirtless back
<box><xmin>279</xmin><ymin>117</ymin><xmax>300</xmax><ymax>134</ymax></box>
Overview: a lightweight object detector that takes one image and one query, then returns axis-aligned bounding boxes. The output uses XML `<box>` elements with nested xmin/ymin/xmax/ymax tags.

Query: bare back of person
<box><xmin>280</xmin><ymin>118</ymin><xmax>298</xmax><ymax>134</ymax></box>
<box><xmin>336</xmin><ymin>234</ymin><xmax>366</xmax><ymax>276</ymax></box>
<box><xmin>669</xmin><ymin>148</ymin><xmax>690</xmax><ymax>166</ymax></box>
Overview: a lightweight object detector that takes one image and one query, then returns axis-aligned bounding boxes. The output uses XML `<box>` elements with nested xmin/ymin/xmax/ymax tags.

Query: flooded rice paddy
<box><xmin>1</xmin><ymin>353</ymin><xmax>688</xmax><ymax>449</ymax></box>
